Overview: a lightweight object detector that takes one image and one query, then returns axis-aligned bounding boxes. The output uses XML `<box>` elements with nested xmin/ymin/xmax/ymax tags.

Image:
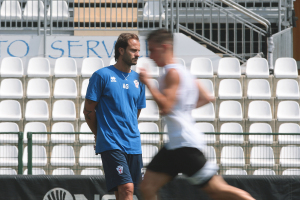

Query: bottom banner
<box><xmin>0</xmin><ymin>175</ymin><xmax>300</xmax><ymax>200</ymax></box>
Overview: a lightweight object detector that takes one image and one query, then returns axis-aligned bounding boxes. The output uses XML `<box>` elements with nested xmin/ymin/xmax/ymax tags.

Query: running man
<box><xmin>84</xmin><ymin>33</ymin><xmax>146</xmax><ymax>200</ymax></box>
<box><xmin>139</xmin><ymin>29</ymin><xmax>255</xmax><ymax>200</ymax></box>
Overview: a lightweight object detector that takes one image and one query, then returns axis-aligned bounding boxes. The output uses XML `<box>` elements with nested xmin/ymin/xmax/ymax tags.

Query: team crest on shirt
<box><xmin>116</xmin><ymin>165</ymin><xmax>123</xmax><ymax>174</ymax></box>
<box><xmin>111</xmin><ymin>77</ymin><xmax>117</xmax><ymax>82</ymax></box>
<box><xmin>134</xmin><ymin>80</ymin><xmax>139</xmax><ymax>88</ymax></box>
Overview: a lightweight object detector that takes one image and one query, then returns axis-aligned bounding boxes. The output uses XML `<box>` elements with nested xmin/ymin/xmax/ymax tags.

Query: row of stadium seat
<box><xmin>0</xmin><ymin>57</ymin><xmax>297</xmax><ymax>78</ymax></box>
<box><xmin>0</xmin><ymin>1</ymin><xmax>69</xmax><ymax>21</ymax></box>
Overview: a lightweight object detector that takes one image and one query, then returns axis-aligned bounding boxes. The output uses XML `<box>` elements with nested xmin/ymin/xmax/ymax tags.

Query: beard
<box><xmin>122</xmin><ymin>52</ymin><xmax>138</xmax><ymax>66</ymax></box>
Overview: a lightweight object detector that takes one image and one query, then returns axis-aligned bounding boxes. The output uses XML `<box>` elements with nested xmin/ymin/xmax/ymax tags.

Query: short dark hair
<box><xmin>114</xmin><ymin>33</ymin><xmax>139</xmax><ymax>61</ymax></box>
<box><xmin>147</xmin><ymin>29</ymin><xmax>173</xmax><ymax>45</ymax></box>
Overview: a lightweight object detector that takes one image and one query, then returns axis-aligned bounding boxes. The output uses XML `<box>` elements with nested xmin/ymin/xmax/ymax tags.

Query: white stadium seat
<box><xmin>276</xmin><ymin>79</ymin><xmax>300</xmax><ymax>99</ymax></box>
<box><xmin>23</xmin><ymin>145</ymin><xmax>47</xmax><ymax>166</ymax></box>
<box><xmin>139</xmin><ymin>100</ymin><xmax>159</xmax><ymax>121</ymax></box>
<box><xmin>282</xmin><ymin>169</ymin><xmax>300</xmax><ymax>175</ymax></box>
<box><xmin>138</xmin><ymin>122</ymin><xmax>160</xmax><ymax>144</ymax></box>
<box><xmin>220</xmin><ymin>146</ymin><xmax>245</xmax><ymax>167</ymax></box>
<box><xmin>27</xmin><ymin>57</ymin><xmax>50</xmax><ymax>77</ymax></box>
<box><xmin>278</xmin><ymin>123</ymin><xmax>300</xmax><ymax>144</ymax></box>
<box><xmin>26</xmin><ymin>79</ymin><xmax>50</xmax><ymax>99</ymax></box>
<box><xmin>248</xmin><ymin>101</ymin><xmax>272</xmax><ymax>121</ymax></box>
<box><xmin>203</xmin><ymin>146</ymin><xmax>217</xmax><ymax>164</ymax></box>
<box><xmin>0</xmin><ymin>145</ymin><xmax>18</xmax><ymax>166</ymax></box>
<box><xmin>25</xmin><ymin>100</ymin><xmax>49</xmax><ymax>121</ymax></box>
<box><xmin>197</xmin><ymin>79</ymin><xmax>214</xmax><ymax>98</ymax></box>
<box><xmin>247</xmin><ymin>79</ymin><xmax>271</xmax><ymax>99</ymax></box>
<box><xmin>194</xmin><ymin>122</ymin><xmax>216</xmax><ymax>144</ymax></box>
<box><xmin>250</xmin><ymin>146</ymin><xmax>275</xmax><ymax>167</ymax></box>
<box><xmin>192</xmin><ymin>102</ymin><xmax>215</xmax><ymax>121</ymax></box>
<box><xmin>81</xmin><ymin>57</ymin><xmax>105</xmax><ymax>77</ymax></box>
<box><xmin>50</xmin><ymin>145</ymin><xmax>75</xmax><ymax>166</ymax></box>
<box><xmin>218</xmin><ymin>79</ymin><xmax>242</xmax><ymax>99</ymax></box>
<box><xmin>53</xmin><ymin>79</ymin><xmax>77</xmax><ymax>98</ymax></box>
<box><xmin>0</xmin><ymin>79</ymin><xmax>23</xmax><ymax>99</ymax></box>
<box><xmin>249</xmin><ymin>123</ymin><xmax>273</xmax><ymax>144</ymax></box>
<box><xmin>143</xmin><ymin>1</ymin><xmax>165</xmax><ymax>21</ymax></box>
<box><xmin>245</xmin><ymin>58</ymin><xmax>269</xmax><ymax>78</ymax></box>
<box><xmin>0</xmin><ymin>100</ymin><xmax>21</xmax><ymax>121</ymax></box>
<box><xmin>175</xmin><ymin>58</ymin><xmax>186</xmax><ymax>68</ymax></box>
<box><xmin>52</xmin><ymin>168</ymin><xmax>74</xmax><ymax>175</ymax></box>
<box><xmin>81</xmin><ymin>168</ymin><xmax>103</xmax><ymax>175</ymax></box>
<box><xmin>277</xmin><ymin>101</ymin><xmax>300</xmax><ymax>121</ymax></box>
<box><xmin>80</xmin><ymin>101</ymin><xmax>85</xmax><ymax>121</ymax></box>
<box><xmin>274</xmin><ymin>57</ymin><xmax>298</xmax><ymax>78</ymax></box>
<box><xmin>219</xmin><ymin>101</ymin><xmax>242</xmax><ymax>121</ymax></box>
<box><xmin>79</xmin><ymin>122</ymin><xmax>93</xmax><ymax>143</ymax></box>
<box><xmin>0</xmin><ymin>168</ymin><xmax>17</xmax><ymax>175</ymax></box>
<box><xmin>0</xmin><ymin>122</ymin><xmax>19</xmax><ymax>143</ymax></box>
<box><xmin>145</xmin><ymin>79</ymin><xmax>159</xmax><ymax>99</ymax></box>
<box><xmin>0</xmin><ymin>1</ymin><xmax>22</xmax><ymax>20</ymax></box>
<box><xmin>0</xmin><ymin>57</ymin><xmax>23</xmax><ymax>77</ymax></box>
<box><xmin>52</xmin><ymin>100</ymin><xmax>76</xmax><ymax>121</ymax></box>
<box><xmin>47</xmin><ymin>1</ymin><xmax>69</xmax><ymax>20</ymax></box>
<box><xmin>217</xmin><ymin>58</ymin><xmax>241</xmax><ymax>78</ymax></box>
<box><xmin>24</xmin><ymin>168</ymin><xmax>46</xmax><ymax>175</ymax></box>
<box><xmin>220</xmin><ymin>123</ymin><xmax>244</xmax><ymax>144</ymax></box>
<box><xmin>79</xmin><ymin>145</ymin><xmax>102</xmax><ymax>166</ymax></box>
<box><xmin>81</xmin><ymin>79</ymin><xmax>89</xmax><ymax>98</ymax></box>
<box><xmin>142</xmin><ymin>145</ymin><xmax>158</xmax><ymax>166</ymax></box>
<box><xmin>23</xmin><ymin>1</ymin><xmax>45</xmax><ymax>21</ymax></box>
<box><xmin>54</xmin><ymin>57</ymin><xmax>77</xmax><ymax>77</ymax></box>
<box><xmin>51</xmin><ymin>122</ymin><xmax>75</xmax><ymax>143</ymax></box>
<box><xmin>253</xmin><ymin>168</ymin><xmax>275</xmax><ymax>175</ymax></box>
<box><xmin>280</xmin><ymin>146</ymin><xmax>300</xmax><ymax>167</ymax></box>
<box><xmin>24</xmin><ymin>122</ymin><xmax>47</xmax><ymax>144</ymax></box>
<box><xmin>225</xmin><ymin>169</ymin><xmax>247</xmax><ymax>175</ymax></box>
<box><xmin>136</xmin><ymin>57</ymin><xmax>159</xmax><ymax>77</ymax></box>
<box><xmin>190</xmin><ymin>57</ymin><xmax>213</xmax><ymax>78</ymax></box>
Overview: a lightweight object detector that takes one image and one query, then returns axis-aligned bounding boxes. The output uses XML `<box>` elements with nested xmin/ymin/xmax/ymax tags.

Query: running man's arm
<box><xmin>140</xmin><ymin>68</ymin><xmax>179</xmax><ymax>115</ymax></box>
<box><xmin>83</xmin><ymin>99</ymin><xmax>98</xmax><ymax>136</ymax></box>
<box><xmin>137</xmin><ymin>109</ymin><xmax>142</xmax><ymax>118</ymax></box>
<box><xmin>196</xmin><ymin>80</ymin><xmax>215</xmax><ymax>108</ymax></box>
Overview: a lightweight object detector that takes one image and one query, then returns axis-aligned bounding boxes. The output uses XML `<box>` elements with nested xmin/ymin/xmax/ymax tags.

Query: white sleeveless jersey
<box><xmin>159</xmin><ymin>64</ymin><xmax>206</xmax><ymax>151</ymax></box>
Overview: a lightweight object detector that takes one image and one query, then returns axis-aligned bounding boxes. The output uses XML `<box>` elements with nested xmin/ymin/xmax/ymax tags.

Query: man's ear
<box><xmin>119</xmin><ymin>47</ymin><xmax>125</xmax><ymax>56</ymax></box>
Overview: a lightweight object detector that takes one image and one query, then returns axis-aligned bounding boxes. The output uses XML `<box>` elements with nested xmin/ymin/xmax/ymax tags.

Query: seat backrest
<box><xmin>138</xmin><ymin>122</ymin><xmax>159</xmax><ymax>133</ymax></box>
<box><xmin>219</xmin><ymin>101</ymin><xmax>242</xmax><ymax>121</ymax></box>
<box><xmin>194</xmin><ymin>122</ymin><xmax>215</xmax><ymax>132</ymax></box>
<box><xmin>139</xmin><ymin>100</ymin><xmax>159</xmax><ymax>118</ymax></box>
<box><xmin>249</xmin><ymin>123</ymin><xmax>272</xmax><ymax>133</ymax></box>
<box><xmin>81</xmin><ymin>57</ymin><xmax>105</xmax><ymax>77</ymax></box>
<box><xmin>81</xmin><ymin>168</ymin><xmax>103</xmax><ymax>175</ymax></box>
<box><xmin>248</xmin><ymin>101</ymin><xmax>272</xmax><ymax>120</ymax></box>
<box><xmin>246</xmin><ymin>58</ymin><xmax>269</xmax><ymax>78</ymax></box>
<box><xmin>277</xmin><ymin>101</ymin><xmax>300</xmax><ymax>118</ymax></box>
<box><xmin>145</xmin><ymin>79</ymin><xmax>159</xmax><ymax>98</ymax></box>
<box><xmin>27</xmin><ymin>57</ymin><xmax>50</xmax><ymax>77</ymax></box>
<box><xmin>203</xmin><ymin>146</ymin><xmax>216</xmax><ymax>164</ymax></box>
<box><xmin>251</xmin><ymin>146</ymin><xmax>274</xmax><ymax>160</ymax></box>
<box><xmin>274</xmin><ymin>57</ymin><xmax>298</xmax><ymax>78</ymax></box>
<box><xmin>218</xmin><ymin>79</ymin><xmax>242</xmax><ymax>99</ymax></box>
<box><xmin>52</xmin><ymin>122</ymin><xmax>74</xmax><ymax>132</ymax></box>
<box><xmin>192</xmin><ymin>102</ymin><xmax>215</xmax><ymax>121</ymax></box>
<box><xmin>79</xmin><ymin>145</ymin><xmax>100</xmax><ymax>159</ymax></box>
<box><xmin>253</xmin><ymin>168</ymin><xmax>275</xmax><ymax>175</ymax></box>
<box><xmin>51</xmin><ymin>145</ymin><xmax>75</xmax><ymax>158</ymax></box>
<box><xmin>1</xmin><ymin>57</ymin><xmax>23</xmax><ymax>77</ymax></box>
<box><xmin>1</xmin><ymin>1</ymin><xmax>22</xmax><ymax>19</ymax></box>
<box><xmin>143</xmin><ymin>1</ymin><xmax>164</xmax><ymax>16</ymax></box>
<box><xmin>175</xmin><ymin>58</ymin><xmax>186</xmax><ymax>68</ymax></box>
<box><xmin>0</xmin><ymin>79</ymin><xmax>23</xmax><ymax>98</ymax></box>
<box><xmin>80</xmin><ymin>122</ymin><xmax>92</xmax><ymax>132</ymax></box>
<box><xmin>197</xmin><ymin>79</ymin><xmax>214</xmax><ymax>97</ymax></box>
<box><xmin>247</xmin><ymin>79</ymin><xmax>271</xmax><ymax>99</ymax></box>
<box><xmin>226</xmin><ymin>169</ymin><xmax>247</xmax><ymax>175</ymax></box>
<box><xmin>24</xmin><ymin>1</ymin><xmax>44</xmax><ymax>18</ymax></box>
<box><xmin>0</xmin><ymin>145</ymin><xmax>18</xmax><ymax>160</ymax></box>
<box><xmin>276</xmin><ymin>79</ymin><xmax>300</xmax><ymax>99</ymax></box>
<box><xmin>47</xmin><ymin>1</ymin><xmax>69</xmax><ymax>18</ymax></box>
<box><xmin>136</xmin><ymin>57</ymin><xmax>159</xmax><ymax>77</ymax></box>
<box><xmin>23</xmin><ymin>145</ymin><xmax>47</xmax><ymax>166</ymax></box>
<box><xmin>0</xmin><ymin>100</ymin><xmax>21</xmax><ymax>121</ymax></box>
<box><xmin>282</xmin><ymin>169</ymin><xmax>300</xmax><ymax>175</ymax></box>
<box><xmin>279</xmin><ymin>123</ymin><xmax>300</xmax><ymax>133</ymax></box>
<box><xmin>26</xmin><ymin>79</ymin><xmax>50</xmax><ymax>98</ymax></box>
<box><xmin>141</xmin><ymin>145</ymin><xmax>158</xmax><ymax>158</ymax></box>
<box><xmin>81</xmin><ymin>79</ymin><xmax>89</xmax><ymax>98</ymax></box>
<box><xmin>52</xmin><ymin>100</ymin><xmax>76</xmax><ymax>120</ymax></box>
<box><xmin>54</xmin><ymin>57</ymin><xmax>77</xmax><ymax>77</ymax></box>
<box><xmin>0</xmin><ymin>122</ymin><xmax>19</xmax><ymax>132</ymax></box>
<box><xmin>190</xmin><ymin>57</ymin><xmax>213</xmax><ymax>78</ymax></box>
<box><xmin>52</xmin><ymin>168</ymin><xmax>74</xmax><ymax>175</ymax></box>
<box><xmin>220</xmin><ymin>123</ymin><xmax>243</xmax><ymax>132</ymax></box>
<box><xmin>217</xmin><ymin>58</ymin><xmax>241</xmax><ymax>78</ymax></box>
<box><xmin>221</xmin><ymin>146</ymin><xmax>244</xmax><ymax>159</ymax></box>
<box><xmin>280</xmin><ymin>146</ymin><xmax>300</xmax><ymax>159</ymax></box>
<box><xmin>24</xmin><ymin>122</ymin><xmax>47</xmax><ymax>143</ymax></box>
<box><xmin>23</xmin><ymin>168</ymin><xmax>46</xmax><ymax>175</ymax></box>
<box><xmin>25</xmin><ymin>100</ymin><xmax>49</xmax><ymax>121</ymax></box>
<box><xmin>54</xmin><ymin>78</ymin><xmax>77</xmax><ymax>98</ymax></box>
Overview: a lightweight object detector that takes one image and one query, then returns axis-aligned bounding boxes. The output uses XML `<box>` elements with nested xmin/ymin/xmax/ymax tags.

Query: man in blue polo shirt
<box><xmin>84</xmin><ymin>33</ymin><xmax>146</xmax><ymax>200</ymax></box>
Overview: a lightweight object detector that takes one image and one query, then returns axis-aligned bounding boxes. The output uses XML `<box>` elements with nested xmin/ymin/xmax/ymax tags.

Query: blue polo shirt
<box><xmin>85</xmin><ymin>65</ymin><xmax>146</xmax><ymax>154</ymax></box>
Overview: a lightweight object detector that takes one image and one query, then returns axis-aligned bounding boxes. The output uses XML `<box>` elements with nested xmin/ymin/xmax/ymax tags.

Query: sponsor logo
<box><xmin>111</xmin><ymin>77</ymin><xmax>117</xmax><ymax>82</ymax></box>
<box><xmin>116</xmin><ymin>165</ymin><xmax>123</xmax><ymax>174</ymax></box>
<box><xmin>134</xmin><ymin>80</ymin><xmax>139</xmax><ymax>88</ymax></box>
<box><xmin>123</xmin><ymin>83</ymin><xmax>129</xmax><ymax>89</ymax></box>
<box><xmin>43</xmin><ymin>188</ymin><xmax>74</xmax><ymax>200</ymax></box>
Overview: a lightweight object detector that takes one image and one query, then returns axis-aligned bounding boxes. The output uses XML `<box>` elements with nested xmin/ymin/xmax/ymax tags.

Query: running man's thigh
<box><xmin>141</xmin><ymin>169</ymin><xmax>173</xmax><ymax>194</ymax></box>
<box><xmin>101</xmin><ymin>149</ymin><xmax>133</xmax><ymax>192</ymax></box>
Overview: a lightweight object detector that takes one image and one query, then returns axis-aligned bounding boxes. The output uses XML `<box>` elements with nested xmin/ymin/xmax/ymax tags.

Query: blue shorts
<box><xmin>101</xmin><ymin>149</ymin><xmax>143</xmax><ymax>192</ymax></box>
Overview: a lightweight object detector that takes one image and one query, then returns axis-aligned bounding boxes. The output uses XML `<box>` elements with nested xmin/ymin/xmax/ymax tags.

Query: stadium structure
<box><xmin>0</xmin><ymin>0</ymin><xmax>299</xmax><ymax>199</ymax></box>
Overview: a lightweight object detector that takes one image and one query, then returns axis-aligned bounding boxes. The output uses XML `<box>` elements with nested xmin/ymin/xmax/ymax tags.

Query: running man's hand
<box><xmin>139</xmin><ymin>68</ymin><xmax>150</xmax><ymax>86</ymax></box>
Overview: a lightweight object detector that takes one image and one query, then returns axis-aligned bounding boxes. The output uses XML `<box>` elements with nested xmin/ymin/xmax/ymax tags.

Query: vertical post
<box><xmin>165</xmin><ymin>0</ymin><xmax>168</xmax><ymax>30</ymax></box>
<box><xmin>38</xmin><ymin>0</ymin><xmax>40</xmax><ymax>35</ymax></box>
<box><xmin>18</xmin><ymin>132</ymin><xmax>23</xmax><ymax>175</ymax></box>
<box><xmin>171</xmin><ymin>0</ymin><xmax>174</xmax><ymax>32</ymax></box>
<box><xmin>176</xmin><ymin>0</ymin><xmax>179</xmax><ymax>32</ymax></box>
<box><xmin>159</xmin><ymin>0</ymin><xmax>162</xmax><ymax>28</ymax></box>
<box><xmin>44</xmin><ymin>0</ymin><xmax>48</xmax><ymax>57</ymax></box>
<box><xmin>28</xmin><ymin>132</ymin><xmax>33</xmax><ymax>175</ymax></box>
<box><xmin>278</xmin><ymin>0</ymin><xmax>282</xmax><ymax>31</ymax></box>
